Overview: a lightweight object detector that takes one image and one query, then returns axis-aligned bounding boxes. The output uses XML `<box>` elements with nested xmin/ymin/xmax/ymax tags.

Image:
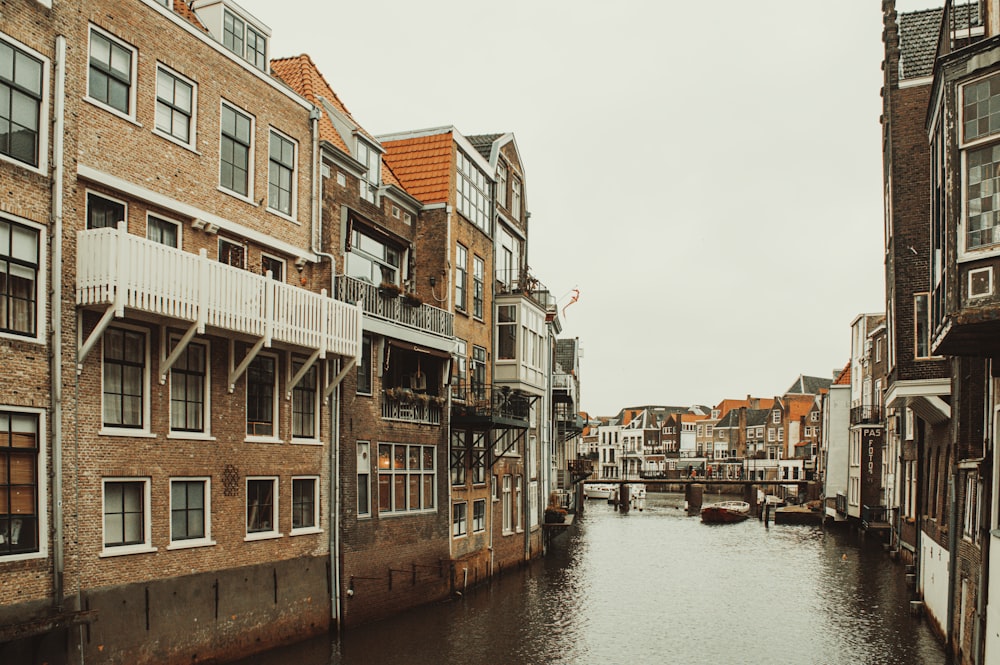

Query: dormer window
<box><xmin>223</xmin><ymin>9</ymin><xmax>266</xmax><ymax>71</ymax></box>
<box><xmin>357</xmin><ymin>139</ymin><xmax>380</xmax><ymax>204</ymax></box>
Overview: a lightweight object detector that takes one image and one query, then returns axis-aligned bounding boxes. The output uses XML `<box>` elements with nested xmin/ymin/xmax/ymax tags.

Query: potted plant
<box><xmin>403</xmin><ymin>291</ymin><xmax>422</xmax><ymax>307</ymax></box>
<box><xmin>379</xmin><ymin>282</ymin><xmax>402</xmax><ymax>299</ymax></box>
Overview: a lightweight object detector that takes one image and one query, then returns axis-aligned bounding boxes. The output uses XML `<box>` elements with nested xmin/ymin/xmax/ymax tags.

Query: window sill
<box><xmin>100</xmin><ymin>428</ymin><xmax>156</xmax><ymax>438</ymax></box>
<box><xmin>289</xmin><ymin>527</ymin><xmax>322</xmax><ymax>537</ymax></box>
<box><xmin>167</xmin><ymin>432</ymin><xmax>216</xmax><ymax>441</ymax></box>
<box><xmin>166</xmin><ymin>538</ymin><xmax>216</xmax><ymax>551</ymax></box>
<box><xmin>152</xmin><ymin>128</ymin><xmax>199</xmax><ymax>155</ymax></box>
<box><xmin>0</xmin><ymin>329</ymin><xmax>45</xmax><ymax>345</ymax></box>
<box><xmin>266</xmin><ymin>207</ymin><xmax>300</xmax><ymax>225</ymax></box>
<box><xmin>217</xmin><ymin>185</ymin><xmax>257</xmax><ymax>207</ymax></box>
<box><xmin>290</xmin><ymin>438</ymin><xmax>322</xmax><ymax>446</ymax></box>
<box><xmin>245</xmin><ymin>435</ymin><xmax>281</xmax><ymax>444</ymax></box>
<box><xmin>0</xmin><ymin>149</ymin><xmax>46</xmax><ymax>177</ymax></box>
<box><xmin>244</xmin><ymin>531</ymin><xmax>283</xmax><ymax>542</ymax></box>
<box><xmin>0</xmin><ymin>550</ymin><xmax>47</xmax><ymax>563</ymax></box>
<box><xmin>100</xmin><ymin>544</ymin><xmax>157</xmax><ymax>558</ymax></box>
<box><xmin>452</xmin><ymin>533</ymin><xmax>468</xmax><ymax>540</ymax></box>
<box><xmin>84</xmin><ymin>96</ymin><xmax>141</xmax><ymax>127</ymax></box>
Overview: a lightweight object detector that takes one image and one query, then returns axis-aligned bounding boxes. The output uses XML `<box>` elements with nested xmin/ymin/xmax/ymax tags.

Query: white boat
<box><xmin>584</xmin><ymin>483</ymin><xmax>615</xmax><ymax>500</ymax></box>
<box><xmin>701</xmin><ymin>500</ymin><xmax>751</xmax><ymax>523</ymax></box>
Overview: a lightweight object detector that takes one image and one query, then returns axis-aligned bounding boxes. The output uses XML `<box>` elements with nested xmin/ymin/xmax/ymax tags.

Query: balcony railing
<box><xmin>336</xmin><ymin>274</ymin><xmax>452</xmax><ymax>338</ymax></box>
<box><xmin>77</xmin><ymin>226</ymin><xmax>361</xmax><ymax>357</ymax></box>
<box><xmin>835</xmin><ymin>492</ymin><xmax>847</xmax><ymax>515</ymax></box>
<box><xmin>451</xmin><ymin>383</ymin><xmax>530</xmax><ymax>422</ymax></box>
<box><xmin>381</xmin><ymin>389</ymin><xmax>443</xmax><ymax>425</ymax></box>
<box><xmin>862</xmin><ymin>505</ymin><xmax>893</xmax><ymax>530</ymax></box>
<box><xmin>850</xmin><ymin>405</ymin><xmax>884</xmax><ymax>426</ymax></box>
<box><xmin>568</xmin><ymin>459</ymin><xmax>593</xmax><ymax>479</ymax></box>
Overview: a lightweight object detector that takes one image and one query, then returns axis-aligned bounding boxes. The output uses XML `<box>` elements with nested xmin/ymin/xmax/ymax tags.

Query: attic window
<box><xmin>357</xmin><ymin>139</ymin><xmax>380</xmax><ymax>204</ymax></box>
<box><xmin>223</xmin><ymin>9</ymin><xmax>267</xmax><ymax>72</ymax></box>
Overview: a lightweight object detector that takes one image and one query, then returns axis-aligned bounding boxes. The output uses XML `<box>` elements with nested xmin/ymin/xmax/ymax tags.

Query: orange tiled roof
<box><xmin>784</xmin><ymin>394</ymin><xmax>815</xmax><ymax>421</ymax></box>
<box><xmin>381</xmin><ymin>132</ymin><xmax>453</xmax><ymax>205</ymax></box>
<box><xmin>681</xmin><ymin>413</ymin><xmax>708</xmax><ymax>423</ymax></box>
<box><xmin>834</xmin><ymin>362</ymin><xmax>851</xmax><ymax>385</ymax></box>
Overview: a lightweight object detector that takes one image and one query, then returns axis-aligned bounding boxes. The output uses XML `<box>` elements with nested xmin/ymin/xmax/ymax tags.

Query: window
<box><xmin>102</xmin><ymin>478</ymin><xmax>150</xmax><ymax>552</ymax></box>
<box><xmin>170</xmin><ymin>478</ymin><xmax>208</xmax><ymax>544</ymax></box>
<box><xmin>471</xmin><ymin>346</ymin><xmax>486</xmax><ymax>400</ymax></box>
<box><xmin>357</xmin><ymin>442</ymin><xmax>371</xmax><ymax>517</ymax></box>
<box><xmin>218</xmin><ymin>238</ymin><xmax>246</xmax><ymax>268</ymax></box>
<box><xmin>497</xmin><ymin>161</ymin><xmax>507</xmax><ymax>208</ymax></box>
<box><xmin>455</xmin><ymin>244</ymin><xmax>467</xmax><ymax>311</ymax></box>
<box><xmin>498</xmin><ymin>304</ymin><xmax>516</xmax><ymax>360</ymax></box>
<box><xmin>455</xmin><ymin>150</ymin><xmax>490</xmax><ymax>232</ymax></box>
<box><xmin>103</xmin><ymin>327</ymin><xmax>146</xmax><ymax>429</ymax></box>
<box><xmin>223</xmin><ymin>9</ymin><xmax>267</xmax><ymax>71</ymax></box>
<box><xmin>169</xmin><ymin>339</ymin><xmax>207</xmax><ymax>433</ymax></box>
<box><xmin>473</xmin><ymin>499</ymin><xmax>486</xmax><ymax>533</ymax></box>
<box><xmin>346</xmin><ymin>227</ymin><xmax>400</xmax><ymax>285</ymax></box>
<box><xmin>261</xmin><ymin>254</ymin><xmax>283</xmax><ymax>281</ymax></box>
<box><xmin>0</xmin><ymin>217</ymin><xmax>39</xmax><ymax>337</ymax></box>
<box><xmin>246</xmin><ymin>477</ymin><xmax>278</xmax><ymax>537</ymax></box>
<box><xmin>268</xmin><ymin>130</ymin><xmax>295</xmax><ymax>216</ymax></box>
<box><xmin>452</xmin><ymin>338</ymin><xmax>467</xmax><ymax>396</ymax></box>
<box><xmin>220</xmin><ymin>103</ymin><xmax>252</xmax><ymax>197</ymax></box>
<box><xmin>155</xmin><ymin>66</ymin><xmax>194</xmax><ymax>146</ymax></box>
<box><xmin>966</xmin><ymin>143</ymin><xmax>1000</xmax><ymax>249</ymax></box>
<box><xmin>473</xmin><ymin>255</ymin><xmax>484</xmax><ymax>319</ymax></box>
<box><xmin>88</xmin><ymin>28</ymin><xmax>134</xmax><ymax>115</ymax></box>
<box><xmin>0</xmin><ymin>411</ymin><xmax>39</xmax><ymax>556</ymax></box>
<box><xmin>498</xmin><ymin>227</ymin><xmax>520</xmax><ymax>287</ymax></box>
<box><xmin>0</xmin><ymin>37</ymin><xmax>44</xmax><ymax>167</ymax></box>
<box><xmin>915</xmin><ymin>293</ymin><xmax>930</xmax><ymax>359</ymax></box>
<box><xmin>147</xmin><ymin>215</ymin><xmax>178</xmax><ymax>248</ymax></box>
<box><xmin>291</xmin><ymin>359</ymin><xmax>318</xmax><ymax>439</ymax></box>
<box><xmin>778</xmin><ymin>428</ymin><xmax>784</xmax><ymax>442</ymax></box>
<box><xmin>246</xmin><ymin>355</ymin><xmax>276</xmax><ymax>437</ymax></box>
<box><xmin>450</xmin><ymin>430</ymin><xmax>466</xmax><ymax>486</ymax></box>
<box><xmin>452</xmin><ymin>502</ymin><xmax>468</xmax><ymax>537</ymax></box>
<box><xmin>811</xmin><ymin>412</ymin><xmax>820</xmax><ymax>422</ymax></box>
<box><xmin>511</xmin><ymin>176</ymin><xmax>522</xmax><ymax>220</ymax></box>
<box><xmin>502</xmin><ymin>475</ymin><xmax>512</xmax><ymax>533</ymax></box>
<box><xmin>772</xmin><ymin>410</ymin><xmax>781</xmax><ymax>424</ymax></box>
<box><xmin>377</xmin><ymin>443</ymin><xmax>436</xmax><ymax>514</ymax></box>
<box><xmin>472</xmin><ymin>434</ymin><xmax>486</xmax><ymax>484</ymax></box>
<box><xmin>357</xmin><ymin>139</ymin><xmax>380</xmax><ymax>204</ymax></box>
<box><xmin>768</xmin><ymin>428</ymin><xmax>775</xmax><ymax>442</ymax></box>
<box><xmin>515</xmin><ymin>476</ymin><xmax>523</xmax><ymax>532</ymax></box>
<box><xmin>86</xmin><ymin>192</ymin><xmax>125</xmax><ymax>230</ymax></box>
<box><xmin>336</xmin><ymin>171</ymin><xmax>346</xmax><ymax>187</ymax></box>
<box><xmin>357</xmin><ymin>335</ymin><xmax>372</xmax><ymax>395</ymax></box>
<box><xmin>291</xmin><ymin>477</ymin><xmax>318</xmax><ymax>532</ymax></box>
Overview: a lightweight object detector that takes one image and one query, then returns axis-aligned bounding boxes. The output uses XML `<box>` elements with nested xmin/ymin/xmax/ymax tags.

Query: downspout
<box><xmin>975</xmin><ymin>371</ymin><xmax>994</xmax><ymax>665</ymax></box>
<box><xmin>948</xmin><ymin>438</ymin><xmax>959</xmax><ymax>650</ymax></box>
<box><xmin>51</xmin><ymin>34</ymin><xmax>66</xmax><ymax>612</ymax></box>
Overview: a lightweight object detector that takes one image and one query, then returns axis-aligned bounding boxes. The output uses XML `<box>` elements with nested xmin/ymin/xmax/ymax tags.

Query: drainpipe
<box><xmin>51</xmin><ymin>34</ymin><xmax>66</xmax><ymax>612</ymax></box>
<box><xmin>947</xmin><ymin>441</ymin><xmax>959</xmax><ymax>651</ymax></box>
<box><xmin>974</xmin><ymin>372</ymin><xmax>994</xmax><ymax>665</ymax></box>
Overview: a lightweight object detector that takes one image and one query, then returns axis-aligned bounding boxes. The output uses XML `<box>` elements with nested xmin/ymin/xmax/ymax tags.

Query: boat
<box><xmin>700</xmin><ymin>500</ymin><xmax>751</xmax><ymax>523</ymax></box>
<box><xmin>584</xmin><ymin>483</ymin><xmax>615</xmax><ymax>500</ymax></box>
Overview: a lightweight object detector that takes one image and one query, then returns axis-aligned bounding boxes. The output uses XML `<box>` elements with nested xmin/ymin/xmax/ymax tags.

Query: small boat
<box><xmin>584</xmin><ymin>483</ymin><xmax>615</xmax><ymax>500</ymax></box>
<box><xmin>700</xmin><ymin>500</ymin><xmax>750</xmax><ymax>523</ymax></box>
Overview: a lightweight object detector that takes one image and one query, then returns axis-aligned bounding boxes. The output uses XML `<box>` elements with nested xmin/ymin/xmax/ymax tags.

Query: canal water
<box><xmin>231</xmin><ymin>493</ymin><xmax>950</xmax><ymax>665</ymax></box>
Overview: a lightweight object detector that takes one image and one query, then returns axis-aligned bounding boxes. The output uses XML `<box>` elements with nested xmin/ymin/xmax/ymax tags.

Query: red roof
<box><xmin>381</xmin><ymin>132</ymin><xmax>453</xmax><ymax>204</ymax></box>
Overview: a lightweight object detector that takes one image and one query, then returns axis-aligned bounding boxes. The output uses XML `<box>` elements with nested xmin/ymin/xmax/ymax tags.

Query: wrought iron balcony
<box><xmin>568</xmin><ymin>458</ymin><xmax>593</xmax><ymax>481</ymax></box>
<box><xmin>850</xmin><ymin>405</ymin><xmax>884</xmax><ymax>426</ymax></box>
<box><xmin>76</xmin><ymin>226</ymin><xmax>361</xmax><ymax>357</ymax></box>
<box><xmin>336</xmin><ymin>274</ymin><xmax>453</xmax><ymax>339</ymax></box>
<box><xmin>450</xmin><ymin>383</ymin><xmax>530</xmax><ymax>425</ymax></box>
<box><xmin>381</xmin><ymin>389</ymin><xmax>443</xmax><ymax>425</ymax></box>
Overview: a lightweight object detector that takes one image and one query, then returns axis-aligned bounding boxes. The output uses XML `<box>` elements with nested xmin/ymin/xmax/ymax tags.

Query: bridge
<box><xmin>583</xmin><ymin>478</ymin><xmax>814</xmax><ymax>489</ymax></box>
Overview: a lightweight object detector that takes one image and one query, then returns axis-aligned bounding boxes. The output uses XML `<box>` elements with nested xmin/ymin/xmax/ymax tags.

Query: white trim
<box><xmin>167</xmin><ymin>476</ymin><xmax>214</xmax><ymax>549</ymax></box>
<box><xmin>218</xmin><ymin>99</ymin><xmax>256</xmax><ymax>203</ymax></box>
<box><xmin>245</xmin><ymin>476</ymin><xmax>281</xmax><ymax>539</ymax></box>
<box><xmin>0</xmin><ymin>30</ymin><xmax>50</xmax><ymax>176</ymax></box>
<box><xmin>77</xmin><ymin>164</ymin><xmax>317</xmax><ymax>262</ymax></box>
<box><xmin>0</xmin><ymin>212</ymin><xmax>47</xmax><ymax>345</ymax></box>
<box><xmin>100</xmin><ymin>477</ymin><xmax>155</xmax><ymax>556</ymax></box>
<box><xmin>245</xmin><ymin>351</ymin><xmax>278</xmax><ymax>439</ymax></box>
<box><xmin>100</xmin><ymin>322</ymin><xmax>152</xmax><ymax>435</ymax></box>
<box><xmin>969</xmin><ymin>266</ymin><xmax>994</xmax><ymax>298</ymax></box>
<box><xmin>167</xmin><ymin>336</ymin><xmax>211</xmax><ymax>437</ymax></box>
<box><xmin>266</xmin><ymin>126</ymin><xmax>299</xmax><ymax>220</ymax></box>
<box><xmin>146</xmin><ymin>212</ymin><xmax>182</xmax><ymax>249</ymax></box>
<box><xmin>153</xmin><ymin>62</ymin><xmax>198</xmax><ymax>151</ymax></box>
<box><xmin>85</xmin><ymin>24</ymin><xmax>139</xmax><ymax>120</ymax></box>
<box><xmin>0</xmin><ymin>406</ymin><xmax>47</xmax><ymax>562</ymax></box>
<box><xmin>290</xmin><ymin>475</ymin><xmax>321</xmax><ymax>535</ymax></box>
<box><xmin>289</xmin><ymin>354</ymin><xmax>320</xmax><ymax>440</ymax></box>
<box><xmin>85</xmin><ymin>189</ymin><xmax>128</xmax><ymax>229</ymax></box>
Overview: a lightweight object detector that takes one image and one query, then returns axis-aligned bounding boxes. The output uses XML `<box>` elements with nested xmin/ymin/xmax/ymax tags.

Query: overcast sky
<box><xmin>240</xmin><ymin>0</ymin><xmax>943</xmax><ymax>416</ymax></box>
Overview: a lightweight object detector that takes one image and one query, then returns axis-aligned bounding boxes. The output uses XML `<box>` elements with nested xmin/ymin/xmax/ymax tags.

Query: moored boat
<box><xmin>700</xmin><ymin>500</ymin><xmax>750</xmax><ymax>523</ymax></box>
<box><xmin>584</xmin><ymin>483</ymin><xmax>615</xmax><ymax>500</ymax></box>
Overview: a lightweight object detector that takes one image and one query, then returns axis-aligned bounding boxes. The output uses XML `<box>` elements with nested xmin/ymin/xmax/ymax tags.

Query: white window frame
<box><xmin>502</xmin><ymin>474</ymin><xmax>512</xmax><ymax>534</ymax></box>
<box><xmin>100</xmin><ymin>323</ymin><xmax>153</xmax><ymax>437</ymax></box>
<box><xmin>100</xmin><ymin>477</ymin><xmax>155</xmax><ymax>557</ymax></box>
<box><xmin>0</xmin><ymin>213</ymin><xmax>46</xmax><ymax>344</ymax></box>
<box><xmin>772</xmin><ymin>410</ymin><xmax>781</xmax><ymax>424</ymax></box>
<box><xmin>472</xmin><ymin>498</ymin><xmax>486</xmax><ymax>533</ymax></box>
<box><xmin>357</xmin><ymin>441</ymin><xmax>371</xmax><ymax>518</ymax></box>
<box><xmin>356</xmin><ymin>139</ymin><xmax>380</xmax><ymax>204</ymax></box>
<box><xmin>167</xmin><ymin>477</ymin><xmax>214</xmax><ymax>550</ymax></box>
<box><xmin>0</xmin><ymin>406</ymin><xmax>47</xmax><ymax>562</ymax></box>
<box><xmin>146</xmin><ymin>213</ymin><xmax>181</xmax><ymax>248</ymax></box>
<box><xmin>511</xmin><ymin>176</ymin><xmax>522</xmax><ymax>220</ymax></box>
<box><xmin>218</xmin><ymin>100</ymin><xmax>255</xmax><ymax>202</ymax></box>
<box><xmin>166</xmin><ymin>335</ymin><xmax>211</xmax><ymax>439</ymax></box>
<box><xmin>452</xmin><ymin>501</ymin><xmax>468</xmax><ymax>538</ymax></box>
<box><xmin>290</xmin><ymin>475</ymin><xmax>321</xmax><ymax>535</ymax></box>
<box><xmin>85</xmin><ymin>190</ymin><xmax>127</xmax><ymax>230</ymax></box>
<box><xmin>245</xmin><ymin>476</ymin><xmax>281</xmax><ymax>541</ymax></box>
<box><xmin>969</xmin><ymin>266</ymin><xmax>994</xmax><ymax>299</ymax></box>
<box><xmin>153</xmin><ymin>63</ymin><xmax>197</xmax><ymax>150</ymax></box>
<box><xmin>222</xmin><ymin>7</ymin><xmax>268</xmax><ymax>71</ymax></box>
<box><xmin>218</xmin><ymin>237</ymin><xmax>246</xmax><ymax>269</ymax></box>
<box><xmin>245</xmin><ymin>352</ymin><xmax>279</xmax><ymax>443</ymax></box>
<box><xmin>959</xmin><ymin>72</ymin><xmax>1000</xmax><ymax>259</ymax></box>
<box><xmin>289</xmin><ymin>355</ymin><xmax>320</xmax><ymax>444</ymax></box>
<box><xmin>0</xmin><ymin>32</ymin><xmax>50</xmax><ymax>175</ymax></box>
<box><xmin>86</xmin><ymin>25</ymin><xmax>137</xmax><ymax>121</ymax></box>
<box><xmin>260</xmin><ymin>252</ymin><xmax>285</xmax><ymax>282</ymax></box>
<box><xmin>497</xmin><ymin>160</ymin><xmax>508</xmax><ymax>208</ymax></box>
<box><xmin>267</xmin><ymin>127</ymin><xmax>297</xmax><ymax>220</ymax></box>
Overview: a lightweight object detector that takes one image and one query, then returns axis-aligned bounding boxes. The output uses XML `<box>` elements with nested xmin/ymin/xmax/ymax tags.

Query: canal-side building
<box><xmin>552</xmin><ymin>337</ymin><xmax>586</xmax><ymax>507</ymax></box>
<box><xmin>822</xmin><ymin>363</ymin><xmax>852</xmax><ymax>522</ymax></box>
<box><xmin>270</xmin><ymin>54</ymin><xmax>456</xmax><ymax>628</ymax></box>
<box><xmin>846</xmin><ymin>314</ymin><xmax>886</xmax><ymax>526</ymax></box>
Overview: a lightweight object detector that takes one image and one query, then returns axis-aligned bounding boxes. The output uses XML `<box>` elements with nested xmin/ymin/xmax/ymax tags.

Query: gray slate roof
<box><xmin>745</xmin><ymin>409</ymin><xmax>770</xmax><ymax>427</ymax></box>
<box><xmin>466</xmin><ymin>133</ymin><xmax>503</xmax><ymax>161</ymax></box>
<box><xmin>899</xmin><ymin>4</ymin><xmax>980</xmax><ymax>80</ymax></box>
<box><xmin>785</xmin><ymin>374</ymin><xmax>833</xmax><ymax>396</ymax></box>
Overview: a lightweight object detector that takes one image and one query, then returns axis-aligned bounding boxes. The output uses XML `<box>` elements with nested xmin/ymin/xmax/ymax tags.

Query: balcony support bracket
<box><xmin>77</xmin><ymin>305</ymin><xmax>117</xmax><ymax>375</ymax></box>
<box><xmin>229</xmin><ymin>337</ymin><xmax>266</xmax><ymax>393</ymax></box>
<box><xmin>286</xmin><ymin>349</ymin><xmax>321</xmax><ymax>400</ymax></box>
<box><xmin>323</xmin><ymin>357</ymin><xmax>357</xmax><ymax>404</ymax></box>
<box><xmin>159</xmin><ymin>321</ymin><xmax>200</xmax><ymax>385</ymax></box>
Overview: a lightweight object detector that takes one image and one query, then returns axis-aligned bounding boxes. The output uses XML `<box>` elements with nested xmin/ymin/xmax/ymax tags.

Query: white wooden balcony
<box><xmin>76</xmin><ymin>225</ymin><xmax>362</xmax><ymax>360</ymax></box>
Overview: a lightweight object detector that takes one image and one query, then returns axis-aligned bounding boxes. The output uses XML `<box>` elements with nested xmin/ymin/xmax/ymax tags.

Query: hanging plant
<box><xmin>379</xmin><ymin>282</ymin><xmax>402</xmax><ymax>298</ymax></box>
<box><xmin>403</xmin><ymin>291</ymin><xmax>423</xmax><ymax>307</ymax></box>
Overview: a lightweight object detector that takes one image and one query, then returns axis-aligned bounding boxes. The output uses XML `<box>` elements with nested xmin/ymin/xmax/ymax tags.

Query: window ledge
<box><xmin>290</xmin><ymin>438</ymin><xmax>322</xmax><ymax>446</ymax></box>
<box><xmin>290</xmin><ymin>527</ymin><xmax>322</xmax><ymax>537</ymax></box>
<box><xmin>266</xmin><ymin>207</ymin><xmax>300</xmax><ymax>225</ymax></box>
<box><xmin>245</xmin><ymin>436</ymin><xmax>281</xmax><ymax>444</ymax></box>
<box><xmin>452</xmin><ymin>533</ymin><xmax>468</xmax><ymax>540</ymax></box>
<box><xmin>99</xmin><ymin>429</ymin><xmax>156</xmax><ymax>438</ymax></box>
<box><xmin>83</xmin><ymin>96</ymin><xmax>141</xmax><ymax>127</ymax></box>
<box><xmin>167</xmin><ymin>432</ymin><xmax>216</xmax><ymax>441</ymax></box>
<box><xmin>166</xmin><ymin>538</ymin><xmax>216</xmax><ymax>551</ymax></box>
<box><xmin>152</xmin><ymin>128</ymin><xmax>200</xmax><ymax>155</ymax></box>
<box><xmin>244</xmin><ymin>531</ymin><xmax>283</xmax><ymax>542</ymax></box>
<box><xmin>0</xmin><ymin>330</ymin><xmax>45</xmax><ymax>345</ymax></box>
<box><xmin>0</xmin><ymin>550</ymin><xmax>47</xmax><ymax>563</ymax></box>
<box><xmin>217</xmin><ymin>185</ymin><xmax>257</xmax><ymax>206</ymax></box>
<box><xmin>99</xmin><ymin>544</ymin><xmax>157</xmax><ymax>558</ymax></box>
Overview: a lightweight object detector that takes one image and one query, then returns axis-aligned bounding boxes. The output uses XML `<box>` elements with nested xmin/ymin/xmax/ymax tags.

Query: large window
<box><xmin>0</xmin><ymin>38</ymin><xmax>43</xmax><ymax>167</ymax></box>
<box><xmin>452</xmin><ymin>338</ymin><xmax>467</xmax><ymax>393</ymax></box>
<box><xmin>246</xmin><ymin>355</ymin><xmax>276</xmax><ymax>437</ymax></box>
<box><xmin>357</xmin><ymin>140</ymin><xmax>380</xmax><ymax>204</ymax></box>
<box><xmin>291</xmin><ymin>359</ymin><xmax>317</xmax><ymax>439</ymax></box>
<box><xmin>450</xmin><ymin>430</ymin><xmax>466</xmax><ymax>486</ymax></box>
<box><xmin>0</xmin><ymin>218</ymin><xmax>38</xmax><ymax>337</ymax></box>
<box><xmin>346</xmin><ymin>228</ymin><xmax>400</xmax><ymax>286</ymax></box>
<box><xmin>455</xmin><ymin>244</ymin><xmax>467</xmax><ymax>311</ymax></box>
<box><xmin>86</xmin><ymin>192</ymin><xmax>125</xmax><ymax>230</ymax></box>
<box><xmin>268</xmin><ymin>130</ymin><xmax>295</xmax><ymax>216</ymax></box>
<box><xmin>88</xmin><ymin>28</ymin><xmax>133</xmax><ymax>115</ymax></box>
<box><xmin>511</xmin><ymin>176</ymin><xmax>522</xmax><ymax>221</ymax></box>
<box><xmin>220</xmin><ymin>103</ymin><xmax>252</xmax><ymax>197</ymax></box>
<box><xmin>103</xmin><ymin>327</ymin><xmax>146</xmax><ymax>429</ymax></box>
<box><xmin>246</xmin><ymin>477</ymin><xmax>278</xmax><ymax>536</ymax></box>
<box><xmin>497</xmin><ymin>305</ymin><xmax>516</xmax><ymax>360</ymax></box>
<box><xmin>291</xmin><ymin>476</ymin><xmax>318</xmax><ymax>532</ymax></box>
<box><xmin>377</xmin><ymin>443</ymin><xmax>435</xmax><ymax>514</ymax></box>
<box><xmin>170</xmin><ymin>478</ymin><xmax>208</xmax><ymax>544</ymax></box>
<box><xmin>497</xmin><ymin>161</ymin><xmax>507</xmax><ymax>208</ymax></box>
<box><xmin>0</xmin><ymin>411</ymin><xmax>39</xmax><ymax>556</ymax></box>
<box><xmin>472</xmin><ymin>433</ymin><xmax>486</xmax><ymax>484</ymax></box>
<box><xmin>223</xmin><ymin>9</ymin><xmax>267</xmax><ymax>71</ymax></box>
<box><xmin>357</xmin><ymin>442</ymin><xmax>371</xmax><ymax>517</ymax></box>
<box><xmin>963</xmin><ymin>74</ymin><xmax>1000</xmax><ymax>251</ymax></box>
<box><xmin>472</xmin><ymin>499</ymin><xmax>486</xmax><ymax>533</ymax></box>
<box><xmin>471</xmin><ymin>346</ymin><xmax>486</xmax><ymax>399</ymax></box>
<box><xmin>915</xmin><ymin>293</ymin><xmax>930</xmax><ymax>359</ymax></box>
<box><xmin>155</xmin><ymin>65</ymin><xmax>194</xmax><ymax>146</ymax></box>
<box><xmin>169</xmin><ymin>340</ymin><xmax>206</xmax><ymax>433</ymax></box>
<box><xmin>102</xmin><ymin>478</ymin><xmax>149</xmax><ymax>551</ymax></box>
<box><xmin>456</xmin><ymin>149</ymin><xmax>490</xmax><ymax>232</ymax></box>
<box><xmin>473</xmin><ymin>255</ymin><xmax>484</xmax><ymax>319</ymax></box>
<box><xmin>357</xmin><ymin>335</ymin><xmax>372</xmax><ymax>395</ymax></box>
<box><xmin>452</xmin><ymin>502</ymin><xmax>468</xmax><ymax>537</ymax></box>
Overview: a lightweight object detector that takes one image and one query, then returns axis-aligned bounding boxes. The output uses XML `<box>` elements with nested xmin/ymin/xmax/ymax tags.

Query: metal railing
<box><xmin>850</xmin><ymin>405</ymin><xmax>884</xmax><ymax>425</ymax></box>
<box><xmin>381</xmin><ymin>390</ymin><xmax>443</xmax><ymax>425</ymax></box>
<box><xmin>450</xmin><ymin>383</ymin><xmax>530</xmax><ymax>422</ymax></box>
<box><xmin>336</xmin><ymin>274</ymin><xmax>453</xmax><ymax>338</ymax></box>
<box><xmin>862</xmin><ymin>505</ymin><xmax>893</xmax><ymax>529</ymax></box>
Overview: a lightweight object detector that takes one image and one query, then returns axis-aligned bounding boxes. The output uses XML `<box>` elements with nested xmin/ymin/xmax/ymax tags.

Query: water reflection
<box><xmin>232</xmin><ymin>493</ymin><xmax>948</xmax><ymax>665</ymax></box>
